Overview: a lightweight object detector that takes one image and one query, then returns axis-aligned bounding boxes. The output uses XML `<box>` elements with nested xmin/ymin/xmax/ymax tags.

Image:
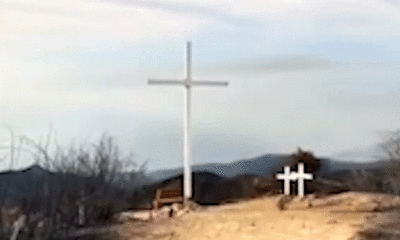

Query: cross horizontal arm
<box><xmin>148</xmin><ymin>79</ymin><xmax>186</xmax><ymax>85</ymax></box>
<box><xmin>191</xmin><ymin>81</ymin><xmax>229</xmax><ymax>86</ymax></box>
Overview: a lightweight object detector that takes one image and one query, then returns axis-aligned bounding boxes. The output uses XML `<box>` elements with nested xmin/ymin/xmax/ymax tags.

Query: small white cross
<box><xmin>276</xmin><ymin>166</ymin><xmax>297</xmax><ymax>196</ymax></box>
<box><xmin>276</xmin><ymin>163</ymin><xmax>313</xmax><ymax>197</ymax></box>
<box><xmin>295</xmin><ymin>163</ymin><xmax>313</xmax><ymax>197</ymax></box>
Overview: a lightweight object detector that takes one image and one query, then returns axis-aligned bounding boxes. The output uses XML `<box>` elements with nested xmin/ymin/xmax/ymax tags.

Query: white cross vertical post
<box><xmin>296</xmin><ymin>163</ymin><xmax>313</xmax><ymax>197</ymax></box>
<box><xmin>277</xmin><ymin>166</ymin><xmax>293</xmax><ymax>196</ymax></box>
<box><xmin>148</xmin><ymin>41</ymin><xmax>229</xmax><ymax>206</ymax></box>
<box><xmin>183</xmin><ymin>41</ymin><xmax>191</xmax><ymax>204</ymax></box>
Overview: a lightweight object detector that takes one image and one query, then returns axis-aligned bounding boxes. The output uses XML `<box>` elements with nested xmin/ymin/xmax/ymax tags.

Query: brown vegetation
<box><xmin>290</xmin><ymin>148</ymin><xmax>322</xmax><ymax>174</ymax></box>
<box><xmin>0</xmin><ymin>130</ymin><xmax>145</xmax><ymax>240</ymax></box>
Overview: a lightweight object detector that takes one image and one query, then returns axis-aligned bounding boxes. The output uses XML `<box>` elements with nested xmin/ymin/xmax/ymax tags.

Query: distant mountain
<box><xmin>146</xmin><ymin>153</ymin><xmax>386</xmax><ymax>182</ymax></box>
<box><xmin>139</xmin><ymin>154</ymin><xmax>392</xmax><ymax>206</ymax></box>
<box><xmin>0</xmin><ymin>164</ymin><xmax>51</xmax><ymax>203</ymax></box>
<box><xmin>116</xmin><ymin>171</ymin><xmax>154</xmax><ymax>190</ymax></box>
<box><xmin>0</xmin><ymin>154</ymin><xmax>388</xmax><ymax>206</ymax></box>
<box><xmin>147</xmin><ymin>154</ymin><xmax>293</xmax><ymax>181</ymax></box>
<box><xmin>0</xmin><ymin>164</ymin><xmax>153</xmax><ymax>205</ymax></box>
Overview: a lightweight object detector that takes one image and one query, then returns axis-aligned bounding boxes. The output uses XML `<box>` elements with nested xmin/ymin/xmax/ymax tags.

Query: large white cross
<box><xmin>276</xmin><ymin>163</ymin><xmax>313</xmax><ymax>197</ymax></box>
<box><xmin>147</xmin><ymin>41</ymin><xmax>229</xmax><ymax>205</ymax></box>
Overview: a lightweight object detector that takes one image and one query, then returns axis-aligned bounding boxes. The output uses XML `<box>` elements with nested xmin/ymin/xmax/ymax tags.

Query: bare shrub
<box><xmin>290</xmin><ymin>148</ymin><xmax>322</xmax><ymax>175</ymax></box>
<box><xmin>0</xmin><ymin>127</ymin><xmax>145</xmax><ymax>239</ymax></box>
<box><xmin>377</xmin><ymin>130</ymin><xmax>400</xmax><ymax>195</ymax></box>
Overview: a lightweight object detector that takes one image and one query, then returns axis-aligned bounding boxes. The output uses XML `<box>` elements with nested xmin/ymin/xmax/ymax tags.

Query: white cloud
<box><xmin>1</xmin><ymin>0</ymin><xmax>398</xmax><ymax>64</ymax></box>
<box><xmin>313</xmin><ymin>0</ymin><xmax>400</xmax><ymax>37</ymax></box>
<box><xmin>0</xmin><ymin>81</ymin><xmax>182</xmax><ymax>119</ymax></box>
<box><xmin>0</xmin><ymin>0</ymin><xmax>213</xmax><ymax>56</ymax></box>
<box><xmin>225</xmin><ymin>0</ymin><xmax>400</xmax><ymax>38</ymax></box>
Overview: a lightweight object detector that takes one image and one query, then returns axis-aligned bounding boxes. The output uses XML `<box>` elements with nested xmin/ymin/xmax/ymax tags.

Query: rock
<box><xmin>187</xmin><ymin>201</ymin><xmax>202</xmax><ymax>211</ymax></box>
<box><xmin>277</xmin><ymin>195</ymin><xmax>293</xmax><ymax>211</ymax></box>
<box><xmin>152</xmin><ymin>206</ymin><xmax>171</xmax><ymax>220</ymax></box>
<box><xmin>115</xmin><ymin>210</ymin><xmax>152</xmax><ymax>222</ymax></box>
<box><xmin>351</xmin><ymin>201</ymin><xmax>379</xmax><ymax>212</ymax></box>
<box><xmin>306</xmin><ymin>194</ymin><xmax>316</xmax><ymax>201</ymax></box>
<box><xmin>170</xmin><ymin>203</ymin><xmax>180</xmax><ymax>217</ymax></box>
<box><xmin>285</xmin><ymin>196</ymin><xmax>315</xmax><ymax>210</ymax></box>
<box><xmin>175</xmin><ymin>208</ymin><xmax>189</xmax><ymax>217</ymax></box>
<box><xmin>327</xmin><ymin>219</ymin><xmax>337</xmax><ymax>224</ymax></box>
<box><xmin>160</xmin><ymin>205</ymin><xmax>171</xmax><ymax>214</ymax></box>
<box><xmin>306</xmin><ymin>199</ymin><xmax>313</xmax><ymax>208</ymax></box>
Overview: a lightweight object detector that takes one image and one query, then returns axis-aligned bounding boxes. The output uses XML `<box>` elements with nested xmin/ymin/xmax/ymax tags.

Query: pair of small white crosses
<box><xmin>276</xmin><ymin>163</ymin><xmax>313</xmax><ymax>197</ymax></box>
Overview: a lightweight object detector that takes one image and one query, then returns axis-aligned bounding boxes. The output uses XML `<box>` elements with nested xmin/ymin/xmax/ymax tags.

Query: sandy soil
<box><xmin>72</xmin><ymin>192</ymin><xmax>400</xmax><ymax>240</ymax></box>
<box><xmin>170</xmin><ymin>196</ymin><xmax>365</xmax><ymax>240</ymax></box>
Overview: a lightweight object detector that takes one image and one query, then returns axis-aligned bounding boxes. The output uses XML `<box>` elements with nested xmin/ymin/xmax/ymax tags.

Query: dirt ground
<box><xmin>73</xmin><ymin>192</ymin><xmax>400</xmax><ymax>240</ymax></box>
<box><xmin>171</xmin><ymin>196</ymin><xmax>365</xmax><ymax>240</ymax></box>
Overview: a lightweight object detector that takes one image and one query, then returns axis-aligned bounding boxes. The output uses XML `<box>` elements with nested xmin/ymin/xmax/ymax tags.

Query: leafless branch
<box><xmin>376</xmin><ymin>130</ymin><xmax>400</xmax><ymax>191</ymax></box>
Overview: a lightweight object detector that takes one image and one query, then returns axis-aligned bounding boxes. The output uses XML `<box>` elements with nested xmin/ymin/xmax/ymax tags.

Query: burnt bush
<box><xmin>0</xmin><ymin>132</ymin><xmax>145</xmax><ymax>239</ymax></box>
<box><xmin>290</xmin><ymin>148</ymin><xmax>322</xmax><ymax>174</ymax></box>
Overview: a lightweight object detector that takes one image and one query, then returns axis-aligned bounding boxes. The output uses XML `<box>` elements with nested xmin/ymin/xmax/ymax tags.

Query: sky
<box><xmin>0</xmin><ymin>0</ymin><xmax>399</xmax><ymax>172</ymax></box>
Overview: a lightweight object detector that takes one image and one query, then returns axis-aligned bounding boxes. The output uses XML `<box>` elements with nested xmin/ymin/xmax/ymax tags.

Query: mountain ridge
<box><xmin>0</xmin><ymin>153</ymin><xmax>388</xmax><ymax>198</ymax></box>
<box><xmin>146</xmin><ymin>153</ymin><xmax>385</xmax><ymax>182</ymax></box>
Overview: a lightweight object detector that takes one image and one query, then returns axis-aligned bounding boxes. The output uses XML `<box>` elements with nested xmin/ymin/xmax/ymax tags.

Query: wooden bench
<box><xmin>151</xmin><ymin>188</ymin><xmax>184</xmax><ymax>220</ymax></box>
